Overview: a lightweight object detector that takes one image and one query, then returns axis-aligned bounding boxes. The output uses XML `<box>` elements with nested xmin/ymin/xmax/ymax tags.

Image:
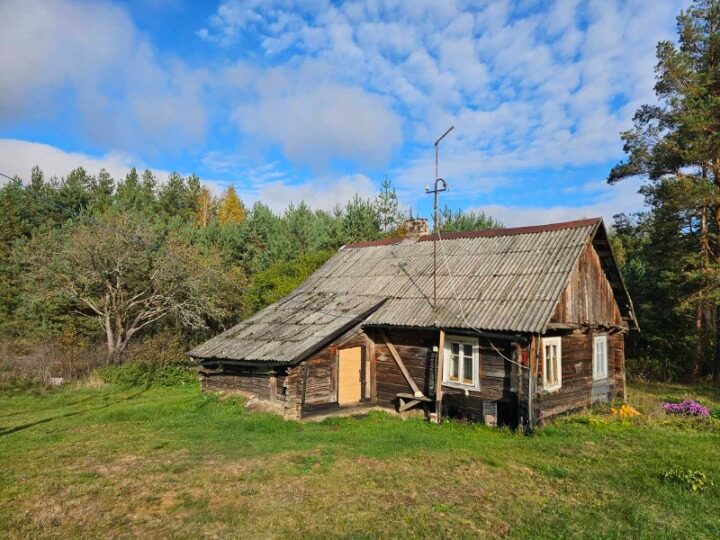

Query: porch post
<box><xmin>435</xmin><ymin>329</ymin><xmax>445</xmax><ymax>422</ymax></box>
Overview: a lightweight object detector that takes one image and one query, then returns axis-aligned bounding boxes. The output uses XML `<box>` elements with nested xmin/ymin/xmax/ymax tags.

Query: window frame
<box><xmin>593</xmin><ymin>334</ymin><xmax>608</xmax><ymax>381</ymax></box>
<box><xmin>442</xmin><ymin>335</ymin><xmax>480</xmax><ymax>390</ymax></box>
<box><xmin>541</xmin><ymin>336</ymin><xmax>562</xmax><ymax>392</ymax></box>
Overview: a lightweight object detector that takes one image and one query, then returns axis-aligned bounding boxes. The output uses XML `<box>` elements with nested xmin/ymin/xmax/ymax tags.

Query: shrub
<box><xmin>662</xmin><ymin>400</ymin><xmax>710</xmax><ymax>417</ymax></box>
<box><xmin>97</xmin><ymin>361</ymin><xmax>197</xmax><ymax>388</ymax></box>
<box><xmin>662</xmin><ymin>468</ymin><xmax>714</xmax><ymax>492</ymax></box>
<box><xmin>611</xmin><ymin>404</ymin><xmax>641</xmax><ymax>418</ymax></box>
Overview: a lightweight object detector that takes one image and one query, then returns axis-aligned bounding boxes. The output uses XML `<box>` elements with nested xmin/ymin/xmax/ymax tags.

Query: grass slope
<box><xmin>0</xmin><ymin>382</ymin><xmax>718</xmax><ymax>539</ymax></box>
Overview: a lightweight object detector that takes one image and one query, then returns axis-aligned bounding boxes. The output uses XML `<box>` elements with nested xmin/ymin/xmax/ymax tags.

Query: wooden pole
<box><xmin>435</xmin><ymin>329</ymin><xmax>445</xmax><ymax>422</ymax></box>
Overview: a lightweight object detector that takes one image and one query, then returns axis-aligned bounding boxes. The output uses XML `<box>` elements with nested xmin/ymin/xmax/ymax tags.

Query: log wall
<box><xmin>369</xmin><ymin>327</ymin><xmax>437</xmax><ymax>406</ymax></box>
<box><xmin>201</xmin><ymin>367</ymin><xmax>285</xmax><ymax>403</ymax></box>
<box><xmin>551</xmin><ymin>243</ymin><xmax>624</xmax><ymax>327</ymax></box>
<box><xmin>285</xmin><ymin>325</ymin><xmax>370</xmax><ymax>418</ymax></box>
<box><xmin>533</xmin><ymin>330</ymin><xmax>625</xmax><ymax>421</ymax></box>
<box><xmin>369</xmin><ymin>327</ymin><xmax>518</xmax><ymax>423</ymax></box>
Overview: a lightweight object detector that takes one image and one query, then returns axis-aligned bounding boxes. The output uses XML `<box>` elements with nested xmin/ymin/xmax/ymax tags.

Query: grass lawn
<box><xmin>1</xmin><ymin>382</ymin><xmax>718</xmax><ymax>539</ymax></box>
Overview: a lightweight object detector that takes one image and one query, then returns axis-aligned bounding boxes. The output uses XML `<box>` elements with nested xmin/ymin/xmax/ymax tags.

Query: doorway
<box><xmin>338</xmin><ymin>347</ymin><xmax>362</xmax><ymax>405</ymax></box>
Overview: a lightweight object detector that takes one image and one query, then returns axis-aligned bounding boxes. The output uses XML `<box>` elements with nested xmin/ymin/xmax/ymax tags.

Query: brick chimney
<box><xmin>402</xmin><ymin>218</ymin><xmax>429</xmax><ymax>238</ymax></box>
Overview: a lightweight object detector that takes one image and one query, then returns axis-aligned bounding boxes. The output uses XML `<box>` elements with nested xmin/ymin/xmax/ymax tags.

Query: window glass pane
<box><xmin>463</xmin><ymin>344</ymin><xmax>473</xmax><ymax>358</ymax></box>
<box><xmin>449</xmin><ymin>349</ymin><xmax>459</xmax><ymax>381</ymax></box>
<box><xmin>545</xmin><ymin>347</ymin><xmax>552</xmax><ymax>383</ymax></box>
<box><xmin>545</xmin><ymin>342</ymin><xmax>559</xmax><ymax>386</ymax></box>
<box><xmin>462</xmin><ymin>355</ymin><xmax>473</xmax><ymax>384</ymax></box>
<box><xmin>452</xmin><ymin>343</ymin><xmax>459</xmax><ymax>355</ymax></box>
<box><xmin>594</xmin><ymin>337</ymin><xmax>607</xmax><ymax>379</ymax></box>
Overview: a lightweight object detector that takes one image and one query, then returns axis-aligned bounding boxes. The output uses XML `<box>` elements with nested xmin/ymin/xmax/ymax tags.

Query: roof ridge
<box><xmin>341</xmin><ymin>236</ymin><xmax>405</xmax><ymax>249</ymax></box>
<box><xmin>418</xmin><ymin>217</ymin><xmax>602</xmax><ymax>243</ymax></box>
<box><xmin>340</xmin><ymin>218</ymin><xmax>602</xmax><ymax>249</ymax></box>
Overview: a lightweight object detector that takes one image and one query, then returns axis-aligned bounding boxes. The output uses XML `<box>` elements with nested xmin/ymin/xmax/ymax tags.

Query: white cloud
<box><xmin>202</xmin><ymin>0</ymin><xmax>689</xmax><ymax>194</ymax></box>
<box><xmin>0</xmin><ymin>138</ymin><xmax>379</xmax><ymax>215</ymax></box>
<box><xmin>235</xmin><ymin>82</ymin><xmax>402</xmax><ymax>167</ymax></box>
<box><xmin>476</xmin><ymin>175</ymin><xmax>646</xmax><ymax>227</ymax></box>
<box><xmin>0</xmin><ymin>139</ymin><xmax>150</xmax><ymax>182</ymax></box>
<box><xmin>0</xmin><ymin>0</ymin><xmax>207</xmax><ymax>153</ymax></box>
<box><xmin>256</xmin><ymin>173</ymin><xmax>377</xmax><ymax>212</ymax></box>
<box><xmin>0</xmin><ymin>138</ymin><xmax>229</xmax><ymax>196</ymax></box>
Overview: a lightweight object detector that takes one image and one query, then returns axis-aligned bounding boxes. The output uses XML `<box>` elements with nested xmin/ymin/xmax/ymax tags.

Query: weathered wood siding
<box><xmin>533</xmin><ymin>239</ymin><xmax>629</xmax><ymax>422</ymax></box>
<box><xmin>201</xmin><ymin>367</ymin><xmax>285</xmax><ymax>403</ymax></box>
<box><xmin>551</xmin><ymin>243</ymin><xmax>623</xmax><ymax>327</ymax></box>
<box><xmin>369</xmin><ymin>327</ymin><xmax>517</xmax><ymax>423</ymax></box>
<box><xmin>533</xmin><ymin>331</ymin><xmax>625</xmax><ymax>421</ymax></box>
<box><xmin>284</xmin><ymin>325</ymin><xmax>370</xmax><ymax>418</ymax></box>
<box><xmin>370</xmin><ymin>327</ymin><xmax>437</xmax><ymax>406</ymax></box>
<box><xmin>444</xmin><ymin>340</ymin><xmax>516</xmax><ymax>422</ymax></box>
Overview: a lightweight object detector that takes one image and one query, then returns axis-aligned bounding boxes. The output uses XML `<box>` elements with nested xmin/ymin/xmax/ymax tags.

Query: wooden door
<box><xmin>338</xmin><ymin>347</ymin><xmax>362</xmax><ymax>405</ymax></box>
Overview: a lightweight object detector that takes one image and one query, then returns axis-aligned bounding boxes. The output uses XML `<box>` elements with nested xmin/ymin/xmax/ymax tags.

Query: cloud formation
<box><xmin>476</xmin><ymin>176</ymin><xmax>646</xmax><ymax>227</ymax></box>
<box><xmin>235</xmin><ymin>81</ymin><xmax>402</xmax><ymax>167</ymax></box>
<box><xmin>202</xmin><ymin>0</ymin><xmax>688</xmax><ymax>201</ymax></box>
<box><xmin>0</xmin><ymin>0</ymin><xmax>207</xmax><ymax>153</ymax></box>
<box><xmin>1</xmin><ymin>0</ymin><xmax>692</xmax><ymax>222</ymax></box>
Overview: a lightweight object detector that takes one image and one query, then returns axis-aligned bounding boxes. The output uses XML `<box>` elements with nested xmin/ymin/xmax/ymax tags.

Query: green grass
<box><xmin>0</xmin><ymin>382</ymin><xmax>718</xmax><ymax>539</ymax></box>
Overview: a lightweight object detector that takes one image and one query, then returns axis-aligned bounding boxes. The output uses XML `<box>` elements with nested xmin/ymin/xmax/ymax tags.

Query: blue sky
<box><xmin>0</xmin><ymin>0</ymin><xmax>690</xmax><ymax>225</ymax></box>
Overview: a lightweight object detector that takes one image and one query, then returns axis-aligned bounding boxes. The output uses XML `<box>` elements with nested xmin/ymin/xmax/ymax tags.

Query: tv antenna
<box><xmin>426</xmin><ymin>125</ymin><xmax>454</xmax><ymax>310</ymax></box>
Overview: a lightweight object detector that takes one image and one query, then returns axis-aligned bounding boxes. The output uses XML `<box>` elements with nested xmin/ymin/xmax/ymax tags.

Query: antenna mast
<box><xmin>426</xmin><ymin>125</ymin><xmax>454</xmax><ymax>311</ymax></box>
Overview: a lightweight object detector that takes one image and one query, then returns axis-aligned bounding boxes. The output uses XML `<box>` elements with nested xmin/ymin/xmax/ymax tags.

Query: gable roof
<box><xmin>189</xmin><ymin>217</ymin><xmax>636</xmax><ymax>363</ymax></box>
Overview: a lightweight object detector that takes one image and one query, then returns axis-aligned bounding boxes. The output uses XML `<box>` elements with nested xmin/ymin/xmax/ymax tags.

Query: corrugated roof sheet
<box><xmin>190</xmin><ymin>218</ymin><xmax>611</xmax><ymax>363</ymax></box>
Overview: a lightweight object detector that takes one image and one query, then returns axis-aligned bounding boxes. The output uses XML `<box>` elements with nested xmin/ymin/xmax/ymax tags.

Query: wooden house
<box><xmin>189</xmin><ymin>217</ymin><xmax>637</xmax><ymax>427</ymax></box>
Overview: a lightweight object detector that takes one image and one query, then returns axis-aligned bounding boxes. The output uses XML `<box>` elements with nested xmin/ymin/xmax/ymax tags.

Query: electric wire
<box><xmin>435</xmin><ymin>224</ymin><xmax>530</xmax><ymax>370</ymax></box>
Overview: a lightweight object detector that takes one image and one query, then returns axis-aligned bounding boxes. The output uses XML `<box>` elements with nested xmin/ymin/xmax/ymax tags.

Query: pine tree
<box><xmin>376</xmin><ymin>176</ymin><xmax>402</xmax><ymax>233</ymax></box>
<box><xmin>609</xmin><ymin>0</ymin><xmax>720</xmax><ymax>380</ymax></box>
<box><xmin>343</xmin><ymin>195</ymin><xmax>381</xmax><ymax>244</ymax></box>
<box><xmin>218</xmin><ymin>185</ymin><xmax>245</xmax><ymax>226</ymax></box>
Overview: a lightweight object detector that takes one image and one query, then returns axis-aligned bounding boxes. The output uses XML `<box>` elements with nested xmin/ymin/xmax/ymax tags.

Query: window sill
<box><xmin>442</xmin><ymin>381</ymin><xmax>479</xmax><ymax>392</ymax></box>
<box><xmin>541</xmin><ymin>384</ymin><xmax>562</xmax><ymax>393</ymax></box>
<box><xmin>592</xmin><ymin>376</ymin><xmax>609</xmax><ymax>383</ymax></box>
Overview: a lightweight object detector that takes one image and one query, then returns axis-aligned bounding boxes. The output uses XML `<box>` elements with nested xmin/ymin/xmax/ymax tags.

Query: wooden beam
<box><xmin>398</xmin><ymin>398</ymin><xmax>422</xmax><ymax>412</ymax></box>
<box><xmin>366</xmin><ymin>333</ymin><xmax>376</xmax><ymax>402</ymax></box>
<box><xmin>379</xmin><ymin>329</ymin><xmax>422</xmax><ymax>396</ymax></box>
<box><xmin>435</xmin><ymin>329</ymin><xmax>445</xmax><ymax>422</ymax></box>
<box><xmin>545</xmin><ymin>322</ymin><xmax>582</xmax><ymax>331</ymax></box>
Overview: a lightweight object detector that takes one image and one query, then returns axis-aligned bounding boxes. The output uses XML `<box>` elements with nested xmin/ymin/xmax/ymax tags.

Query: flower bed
<box><xmin>662</xmin><ymin>400</ymin><xmax>710</xmax><ymax>417</ymax></box>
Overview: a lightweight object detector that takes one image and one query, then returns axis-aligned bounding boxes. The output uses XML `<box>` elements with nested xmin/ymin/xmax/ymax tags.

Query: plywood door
<box><xmin>338</xmin><ymin>347</ymin><xmax>362</xmax><ymax>405</ymax></box>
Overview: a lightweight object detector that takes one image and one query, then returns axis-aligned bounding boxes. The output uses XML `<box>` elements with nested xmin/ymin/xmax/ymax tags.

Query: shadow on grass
<box><xmin>0</xmin><ymin>388</ymin><xmax>148</xmax><ymax>437</ymax></box>
<box><xmin>0</xmin><ymin>394</ymin><xmax>103</xmax><ymax>420</ymax></box>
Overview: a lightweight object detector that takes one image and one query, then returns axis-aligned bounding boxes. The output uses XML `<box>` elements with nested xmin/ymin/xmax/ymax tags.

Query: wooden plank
<box><xmin>435</xmin><ymin>329</ymin><xmax>445</xmax><ymax>421</ymax></box>
<box><xmin>379</xmin><ymin>329</ymin><xmax>421</xmax><ymax>395</ymax></box>
<box><xmin>399</xmin><ymin>398</ymin><xmax>422</xmax><ymax>412</ymax></box>
<box><xmin>366</xmin><ymin>333</ymin><xmax>376</xmax><ymax>402</ymax></box>
<box><xmin>396</xmin><ymin>393</ymin><xmax>432</xmax><ymax>402</ymax></box>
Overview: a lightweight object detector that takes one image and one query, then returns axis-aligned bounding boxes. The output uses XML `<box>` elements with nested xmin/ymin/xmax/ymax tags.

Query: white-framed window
<box><xmin>542</xmin><ymin>337</ymin><xmax>562</xmax><ymax>391</ymax></box>
<box><xmin>593</xmin><ymin>335</ymin><xmax>608</xmax><ymax>381</ymax></box>
<box><xmin>443</xmin><ymin>335</ymin><xmax>479</xmax><ymax>388</ymax></box>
